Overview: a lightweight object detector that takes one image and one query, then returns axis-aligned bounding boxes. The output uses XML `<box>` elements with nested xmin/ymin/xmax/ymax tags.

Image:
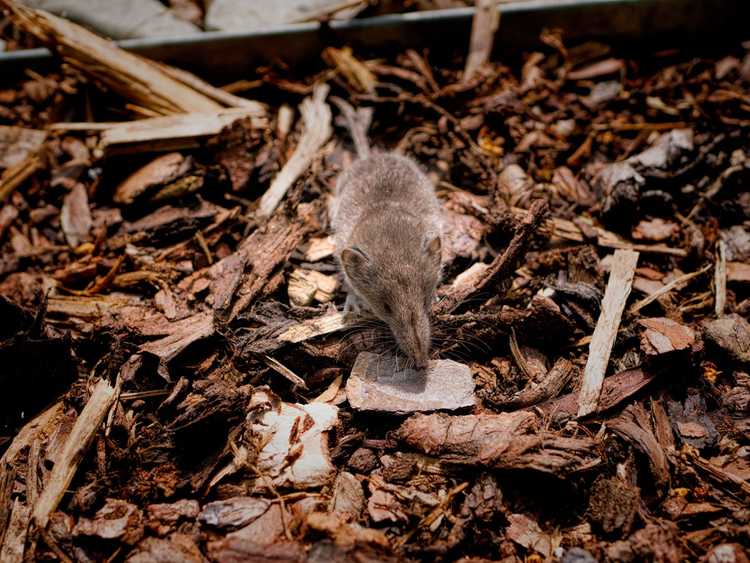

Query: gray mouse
<box><xmin>330</xmin><ymin>102</ymin><xmax>442</xmax><ymax>369</ymax></box>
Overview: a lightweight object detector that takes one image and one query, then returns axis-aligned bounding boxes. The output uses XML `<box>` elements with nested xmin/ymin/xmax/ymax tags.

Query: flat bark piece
<box><xmin>73</xmin><ymin>498</ymin><xmax>144</xmax><ymax>545</ymax></box>
<box><xmin>638</xmin><ymin>317</ymin><xmax>696</xmax><ymax>355</ymax></box>
<box><xmin>703</xmin><ymin>314</ymin><xmax>750</xmax><ymax>363</ymax></box>
<box><xmin>230</xmin><ymin>203</ymin><xmax>320</xmax><ymax>320</ymax></box>
<box><xmin>207</xmin><ymin>537</ymin><xmax>305</xmax><ymax>563</ymax></box>
<box><xmin>0</xmin><ymin>125</ymin><xmax>47</xmax><ymax>168</ymax></box>
<box><xmin>398</xmin><ymin>411</ymin><xmax>600</xmax><ymax>475</ymax></box>
<box><xmin>32</xmin><ymin>378</ymin><xmax>118</xmax><ymax>528</ymax></box>
<box><xmin>198</xmin><ymin>497</ymin><xmax>272</xmax><ymax>530</ymax></box>
<box><xmin>345</xmin><ymin>352</ymin><xmax>476</xmax><ymax>414</ymax></box>
<box><xmin>727</xmin><ymin>261</ymin><xmax>750</xmax><ymax>284</ymax></box>
<box><xmin>258</xmin><ymin>84</ymin><xmax>331</xmax><ymax>217</ymax></box>
<box><xmin>329</xmin><ymin>471</ymin><xmax>365</xmax><ymax>522</ymax></box>
<box><xmin>252</xmin><ymin>390</ymin><xmax>338</xmax><ymax>489</ymax></box>
<box><xmin>537</xmin><ymin>367</ymin><xmax>654</xmax><ymax>419</ymax></box>
<box><xmin>60</xmin><ymin>183</ymin><xmax>92</xmax><ymax>248</ymax></box>
<box><xmin>226</xmin><ymin>503</ymin><xmax>285</xmax><ymax>545</ymax></box>
<box><xmin>506</xmin><ymin>513</ymin><xmax>552</xmax><ymax>557</ymax></box>
<box><xmin>577</xmin><ymin>249</ymin><xmax>639</xmax><ymax>417</ymax></box>
<box><xmin>113</xmin><ymin>152</ymin><xmax>188</xmax><ymax>205</ymax></box>
<box><xmin>146</xmin><ymin>499</ymin><xmax>200</xmax><ymax>523</ymax></box>
<box><xmin>288</xmin><ymin>268</ymin><xmax>338</xmax><ymax>306</ymax></box>
<box><xmin>126</xmin><ymin>534</ymin><xmax>205</xmax><ymax>563</ymax></box>
<box><xmin>304</xmin><ymin>236</ymin><xmax>335</xmax><ymax>262</ymax></box>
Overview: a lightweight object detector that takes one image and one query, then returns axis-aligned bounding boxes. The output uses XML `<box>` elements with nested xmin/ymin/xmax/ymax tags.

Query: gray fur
<box><xmin>331</xmin><ymin>151</ymin><xmax>443</xmax><ymax>368</ymax></box>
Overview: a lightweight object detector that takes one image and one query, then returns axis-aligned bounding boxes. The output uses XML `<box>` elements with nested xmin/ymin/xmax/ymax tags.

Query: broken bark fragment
<box><xmin>609</xmin><ymin>403</ymin><xmax>670</xmax><ymax>490</ymax></box>
<box><xmin>60</xmin><ymin>183</ymin><xmax>92</xmax><ymax>248</ymax></box>
<box><xmin>638</xmin><ymin>317</ymin><xmax>696</xmax><ymax>356</ymax></box>
<box><xmin>345</xmin><ymin>352</ymin><xmax>476</xmax><ymax>414</ymax></box>
<box><xmin>73</xmin><ymin>499</ymin><xmax>144</xmax><ymax>545</ymax></box>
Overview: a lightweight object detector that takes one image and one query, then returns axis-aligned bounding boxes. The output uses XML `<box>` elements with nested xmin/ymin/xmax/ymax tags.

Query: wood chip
<box><xmin>32</xmin><ymin>378</ymin><xmax>118</xmax><ymax>529</ymax></box>
<box><xmin>577</xmin><ymin>249</ymin><xmax>639</xmax><ymax>417</ymax></box>
<box><xmin>2</xmin><ymin>2</ymin><xmax>221</xmax><ymax>115</ymax></box>
<box><xmin>0</xmin><ymin>126</ymin><xmax>47</xmax><ymax>168</ymax></box>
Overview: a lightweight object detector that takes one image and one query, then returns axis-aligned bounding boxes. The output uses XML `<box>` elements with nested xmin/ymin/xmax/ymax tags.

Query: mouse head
<box><xmin>341</xmin><ymin>235</ymin><xmax>442</xmax><ymax>369</ymax></box>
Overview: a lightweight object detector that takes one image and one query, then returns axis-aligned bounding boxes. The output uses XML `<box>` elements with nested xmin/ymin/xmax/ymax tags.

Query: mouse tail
<box><xmin>331</xmin><ymin>97</ymin><xmax>372</xmax><ymax>159</ymax></box>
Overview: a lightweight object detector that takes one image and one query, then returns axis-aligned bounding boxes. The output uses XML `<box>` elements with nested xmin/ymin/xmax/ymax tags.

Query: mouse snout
<box><xmin>392</xmin><ymin>309</ymin><xmax>432</xmax><ymax>370</ymax></box>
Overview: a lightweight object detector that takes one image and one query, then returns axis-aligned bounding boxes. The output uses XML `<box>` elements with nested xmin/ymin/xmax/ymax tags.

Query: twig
<box><xmin>628</xmin><ymin>264</ymin><xmax>711</xmax><ymax>316</ymax></box>
<box><xmin>714</xmin><ymin>241</ymin><xmax>727</xmax><ymax>317</ymax></box>
<box><xmin>435</xmin><ymin>200</ymin><xmax>548</xmax><ymax>315</ymax></box>
<box><xmin>0</xmin><ymin>155</ymin><xmax>42</xmax><ymax>203</ymax></box>
<box><xmin>262</xmin><ymin>355</ymin><xmax>308</xmax><ymax>390</ymax></box>
<box><xmin>577</xmin><ymin>249</ymin><xmax>639</xmax><ymax>417</ymax></box>
<box><xmin>258</xmin><ymin>84</ymin><xmax>332</xmax><ymax>217</ymax></box>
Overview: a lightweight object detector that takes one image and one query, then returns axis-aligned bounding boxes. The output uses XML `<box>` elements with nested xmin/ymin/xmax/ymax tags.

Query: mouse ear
<box><xmin>425</xmin><ymin>236</ymin><xmax>441</xmax><ymax>264</ymax></box>
<box><xmin>341</xmin><ymin>247</ymin><xmax>370</xmax><ymax>279</ymax></box>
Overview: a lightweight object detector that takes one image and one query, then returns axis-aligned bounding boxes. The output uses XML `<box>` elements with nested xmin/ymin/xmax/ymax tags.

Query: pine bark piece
<box><xmin>60</xmin><ymin>183</ymin><xmax>92</xmax><ymax>248</ymax></box>
<box><xmin>0</xmin><ymin>1</ymin><xmax>220</xmax><ymax>115</ymax></box>
<box><xmin>609</xmin><ymin>403</ymin><xmax>670</xmax><ymax>489</ymax></box>
<box><xmin>139</xmin><ymin>312</ymin><xmax>214</xmax><ymax>362</ymax></box>
<box><xmin>577</xmin><ymin>249</ymin><xmax>639</xmax><ymax>417</ymax></box>
<box><xmin>32</xmin><ymin>378</ymin><xmax>118</xmax><ymax>529</ymax></box>
<box><xmin>398</xmin><ymin>411</ymin><xmax>600</xmax><ymax>475</ymax></box>
<box><xmin>0</xmin><ymin>126</ymin><xmax>47</xmax><ymax>168</ymax></box>
<box><xmin>638</xmin><ymin>317</ymin><xmax>696</xmax><ymax>356</ymax></box>
<box><xmin>257</xmin><ymin>84</ymin><xmax>332</xmax><ymax>217</ymax></box>
<box><xmin>346</xmin><ymin>352</ymin><xmax>476</xmax><ymax>414</ymax></box>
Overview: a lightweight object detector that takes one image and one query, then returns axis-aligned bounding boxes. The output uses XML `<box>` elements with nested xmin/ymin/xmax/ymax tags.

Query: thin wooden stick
<box><xmin>628</xmin><ymin>264</ymin><xmax>711</xmax><ymax>316</ymax></box>
<box><xmin>577</xmin><ymin>249</ymin><xmax>639</xmax><ymax>417</ymax></box>
<box><xmin>715</xmin><ymin>241</ymin><xmax>727</xmax><ymax>317</ymax></box>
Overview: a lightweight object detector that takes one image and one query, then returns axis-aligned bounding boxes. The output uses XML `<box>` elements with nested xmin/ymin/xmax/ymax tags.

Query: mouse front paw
<box><xmin>344</xmin><ymin>293</ymin><xmax>364</xmax><ymax>315</ymax></box>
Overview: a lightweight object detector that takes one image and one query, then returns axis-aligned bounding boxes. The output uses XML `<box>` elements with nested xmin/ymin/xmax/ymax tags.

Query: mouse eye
<box><xmin>382</xmin><ymin>303</ymin><xmax>392</xmax><ymax>315</ymax></box>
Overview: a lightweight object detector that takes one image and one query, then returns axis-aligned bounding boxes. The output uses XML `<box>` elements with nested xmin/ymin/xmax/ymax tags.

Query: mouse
<box><xmin>330</xmin><ymin>102</ymin><xmax>442</xmax><ymax>370</ymax></box>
